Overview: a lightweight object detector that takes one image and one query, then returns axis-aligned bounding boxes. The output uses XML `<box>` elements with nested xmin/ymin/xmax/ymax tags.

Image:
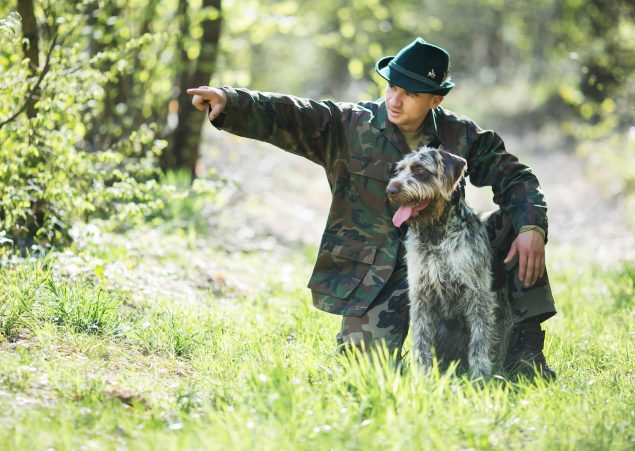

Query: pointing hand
<box><xmin>186</xmin><ymin>86</ymin><xmax>228</xmax><ymax>121</ymax></box>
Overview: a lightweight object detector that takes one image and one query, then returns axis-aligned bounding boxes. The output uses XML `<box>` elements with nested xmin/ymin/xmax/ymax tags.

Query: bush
<box><xmin>0</xmin><ymin>12</ymin><xmax>169</xmax><ymax>252</ymax></box>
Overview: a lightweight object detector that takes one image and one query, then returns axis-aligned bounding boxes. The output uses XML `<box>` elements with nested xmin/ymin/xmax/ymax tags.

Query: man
<box><xmin>188</xmin><ymin>38</ymin><xmax>557</xmax><ymax>380</ymax></box>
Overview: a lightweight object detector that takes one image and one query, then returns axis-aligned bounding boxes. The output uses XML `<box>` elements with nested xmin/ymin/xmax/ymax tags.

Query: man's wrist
<box><xmin>209</xmin><ymin>104</ymin><xmax>226</xmax><ymax>128</ymax></box>
<box><xmin>210</xmin><ymin>86</ymin><xmax>237</xmax><ymax>130</ymax></box>
<box><xmin>518</xmin><ymin>225</ymin><xmax>545</xmax><ymax>241</ymax></box>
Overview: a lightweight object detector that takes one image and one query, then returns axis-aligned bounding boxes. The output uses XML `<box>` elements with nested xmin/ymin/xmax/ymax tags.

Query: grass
<box><xmin>0</xmin><ymin>224</ymin><xmax>633</xmax><ymax>450</ymax></box>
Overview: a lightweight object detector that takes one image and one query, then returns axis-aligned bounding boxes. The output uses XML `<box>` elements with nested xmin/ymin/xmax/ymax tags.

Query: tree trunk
<box><xmin>162</xmin><ymin>0</ymin><xmax>222</xmax><ymax>177</ymax></box>
<box><xmin>580</xmin><ymin>0</ymin><xmax>621</xmax><ymax>103</ymax></box>
<box><xmin>133</xmin><ymin>0</ymin><xmax>161</xmax><ymax>126</ymax></box>
<box><xmin>17</xmin><ymin>0</ymin><xmax>39</xmax><ymax>118</ymax></box>
<box><xmin>83</xmin><ymin>1</ymin><xmax>120</xmax><ymax>150</ymax></box>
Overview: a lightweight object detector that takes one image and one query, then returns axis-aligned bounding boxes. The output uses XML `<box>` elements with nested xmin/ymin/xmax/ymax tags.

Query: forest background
<box><xmin>1</xmin><ymin>0</ymin><xmax>634</xmax><ymax>246</ymax></box>
<box><xmin>0</xmin><ymin>0</ymin><xmax>634</xmax><ymax>449</ymax></box>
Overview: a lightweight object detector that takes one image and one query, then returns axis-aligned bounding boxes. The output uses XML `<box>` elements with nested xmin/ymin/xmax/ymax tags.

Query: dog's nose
<box><xmin>386</xmin><ymin>183</ymin><xmax>401</xmax><ymax>196</ymax></box>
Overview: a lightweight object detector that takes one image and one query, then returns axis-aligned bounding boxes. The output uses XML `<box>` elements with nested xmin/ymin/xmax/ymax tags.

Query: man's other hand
<box><xmin>186</xmin><ymin>86</ymin><xmax>228</xmax><ymax>121</ymax></box>
<box><xmin>504</xmin><ymin>230</ymin><xmax>545</xmax><ymax>288</ymax></box>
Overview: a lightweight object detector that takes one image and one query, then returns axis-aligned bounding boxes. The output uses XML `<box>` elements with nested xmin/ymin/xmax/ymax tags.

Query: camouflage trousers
<box><xmin>336</xmin><ymin>210</ymin><xmax>557</xmax><ymax>356</ymax></box>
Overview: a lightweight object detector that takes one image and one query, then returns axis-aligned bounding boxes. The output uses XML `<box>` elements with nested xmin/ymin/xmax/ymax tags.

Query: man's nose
<box><xmin>391</xmin><ymin>92</ymin><xmax>403</xmax><ymax>105</ymax></box>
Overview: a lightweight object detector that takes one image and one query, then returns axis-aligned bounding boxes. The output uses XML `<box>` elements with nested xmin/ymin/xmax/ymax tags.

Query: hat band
<box><xmin>388</xmin><ymin>60</ymin><xmax>442</xmax><ymax>89</ymax></box>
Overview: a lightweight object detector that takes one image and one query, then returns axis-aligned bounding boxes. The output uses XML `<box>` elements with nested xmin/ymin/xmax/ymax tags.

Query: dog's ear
<box><xmin>439</xmin><ymin>149</ymin><xmax>467</xmax><ymax>198</ymax></box>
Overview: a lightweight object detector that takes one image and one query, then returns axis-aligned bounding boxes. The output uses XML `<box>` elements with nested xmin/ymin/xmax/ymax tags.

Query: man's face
<box><xmin>384</xmin><ymin>83</ymin><xmax>443</xmax><ymax>133</ymax></box>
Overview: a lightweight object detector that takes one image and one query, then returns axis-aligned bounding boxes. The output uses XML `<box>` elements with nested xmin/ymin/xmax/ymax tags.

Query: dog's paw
<box><xmin>469</xmin><ymin>363</ymin><xmax>493</xmax><ymax>380</ymax></box>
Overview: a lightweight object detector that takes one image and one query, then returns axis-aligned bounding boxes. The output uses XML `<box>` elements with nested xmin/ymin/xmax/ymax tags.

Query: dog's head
<box><xmin>386</xmin><ymin>146</ymin><xmax>467</xmax><ymax>227</ymax></box>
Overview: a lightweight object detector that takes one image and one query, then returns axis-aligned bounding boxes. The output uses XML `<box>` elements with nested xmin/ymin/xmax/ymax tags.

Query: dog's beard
<box><xmin>390</xmin><ymin>181</ymin><xmax>440</xmax><ymax>227</ymax></box>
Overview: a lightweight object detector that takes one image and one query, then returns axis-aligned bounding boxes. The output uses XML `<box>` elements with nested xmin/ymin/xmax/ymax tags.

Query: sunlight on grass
<box><xmin>0</xmin><ymin>238</ymin><xmax>633</xmax><ymax>449</ymax></box>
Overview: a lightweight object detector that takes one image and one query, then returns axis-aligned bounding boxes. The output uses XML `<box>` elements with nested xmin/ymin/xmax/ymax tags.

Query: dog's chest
<box><xmin>405</xmin><ymin>230</ymin><xmax>481</xmax><ymax>315</ymax></box>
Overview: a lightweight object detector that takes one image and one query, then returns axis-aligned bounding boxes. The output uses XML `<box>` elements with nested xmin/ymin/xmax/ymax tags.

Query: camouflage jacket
<box><xmin>212</xmin><ymin>87</ymin><xmax>548</xmax><ymax>316</ymax></box>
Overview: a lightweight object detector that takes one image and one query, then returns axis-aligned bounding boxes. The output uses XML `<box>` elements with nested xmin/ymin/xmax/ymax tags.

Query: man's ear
<box><xmin>431</xmin><ymin>95</ymin><xmax>444</xmax><ymax>108</ymax></box>
<box><xmin>439</xmin><ymin>149</ymin><xmax>467</xmax><ymax>198</ymax></box>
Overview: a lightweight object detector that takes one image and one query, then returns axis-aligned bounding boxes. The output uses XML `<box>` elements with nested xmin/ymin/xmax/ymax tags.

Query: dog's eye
<box><xmin>412</xmin><ymin>165</ymin><xmax>429</xmax><ymax>176</ymax></box>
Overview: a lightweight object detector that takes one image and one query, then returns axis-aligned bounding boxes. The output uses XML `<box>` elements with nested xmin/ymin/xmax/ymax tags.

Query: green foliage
<box><xmin>150</xmin><ymin>169</ymin><xmax>227</xmax><ymax>230</ymax></box>
<box><xmin>45</xmin><ymin>278</ymin><xmax>122</xmax><ymax>335</ymax></box>
<box><xmin>132</xmin><ymin>310</ymin><xmax>203</xmax><ymax>359</ymax></box>
<box><xmin>0</xmin><ymin>257</ymin><xmax>123</xmax><ymax>338</ymax></box>
<box><xmin>36</xmin><ymin>0</ymin><xmax>177</xmax><ymax>147</ymax></box>
<box><xmin>0</xmin><ymin>298</ymin><xmax>32</xmax><ymax>341</ymax></box>
<box><xmin>0</xmin><ymin>10</ymin><xmax>169</xmax><ymax>249</ymax></box>
<box><xmin>0</xmin><ymin>1</ymin><xmax>234</xmax><ymax>249</ymax></box>
<box><xmin>551</xmin><ymin>0</ymin><xmax>635</xmax><ymax>199</ymax></box>
<box><xmin>0</xmin><ymin>256</ymin><xmax>50</xmax><ymax>339</ymax></box>
<box><xmin>0</xmin><ymin>241</ymin><xmax>633</xmax><ymax>449</ymax></box>
<box><xmin>608</xmin><ymin>262</ymin><xmax>635</xmax><ymax>310</ymax></box>
<box><xmin>2</xmin><ymin>0</ymin><xmax>633</xmax><ymax>252</ymax></box>
<box><xmin>0</xmin><ymin>2</ymin><xmax>632</xmax><ymax>447</ymax></box>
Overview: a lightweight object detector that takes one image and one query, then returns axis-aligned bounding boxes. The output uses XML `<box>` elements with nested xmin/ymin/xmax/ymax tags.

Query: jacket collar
<box><xmin>370</xmin><ymin>100</ymin><xmax>439</xmax><ymax>153</ymax></box>
<box><xmin>421</xmin><ymin>107</ymin><xmax>438</xmax><ymax>137</ymax></box>
<box><xmin>369</xmin><ymin>99</ymin><xmax>390</xmax><ymax>131</ymax></box>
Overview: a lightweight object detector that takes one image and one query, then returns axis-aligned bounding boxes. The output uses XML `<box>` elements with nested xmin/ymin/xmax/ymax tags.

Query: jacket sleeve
<box><xmin>464</xmin><ymin>121</ymin><xmax>549</xmax><ymax>241</ymax></box>
<box><xmin>211</xmin><ymin>86</ymin><xmax>348</xmax><ymax>171</ymax></box>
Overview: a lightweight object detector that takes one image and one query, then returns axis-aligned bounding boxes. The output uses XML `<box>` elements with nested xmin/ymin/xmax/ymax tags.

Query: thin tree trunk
<box><xmin>580</xmin><ymin>0</ymin><xmax>620</xmax><ymax>103</ymax></box>
<box><xmin>133</xmin><ymin>0</ymin><xmax>161</xmax><ymax>126</ymax></box>
<box><xmin>83</xmin><ymin>1</ymin><xmax>116</xmax><ymax>150</ymax></box>
<box><xmin>17</xmin><ymin>0</ymin><xmax>39</xmax><ymax>118</ymax></box>
<box><xmin>162</xmin><ymin>0</ymin><xmax>222</xmax><ymax>177</ymax></box>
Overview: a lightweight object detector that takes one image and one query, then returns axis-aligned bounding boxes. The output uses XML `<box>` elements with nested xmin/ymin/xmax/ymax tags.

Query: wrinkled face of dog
<box><xmin>386</xmin><ymin>147</ymin><xmax>467</xmax><ymax>227</ymax></box>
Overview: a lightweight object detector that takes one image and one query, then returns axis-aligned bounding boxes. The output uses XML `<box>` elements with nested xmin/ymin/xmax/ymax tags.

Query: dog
<box><xmin>387</xmin><ymin>146</ymin><xmax>511</xmax><ymax>379</ymax></box>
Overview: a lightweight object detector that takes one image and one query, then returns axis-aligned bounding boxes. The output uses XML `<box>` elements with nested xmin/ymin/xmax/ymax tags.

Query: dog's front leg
<box><xmin>410</xmin><ymin>296</ymin><xmax>437</xmax><ymax>369</ymax></box>
<box><xmin>466</xmin><ymin>293</ymin><xmax>496</xmax><ymax>379</ymax></box>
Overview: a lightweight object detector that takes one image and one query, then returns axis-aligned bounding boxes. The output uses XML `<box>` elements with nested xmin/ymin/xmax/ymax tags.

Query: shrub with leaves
<box><xmin>0</xmin><ymin>12</ymin><xmax>170</xmax><ymax>251</ymax></box>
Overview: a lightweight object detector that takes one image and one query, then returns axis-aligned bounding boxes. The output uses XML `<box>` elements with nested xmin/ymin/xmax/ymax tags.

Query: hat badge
<box><xmin>428</xmin><ymin>68</ymin><xmax>436</xmax><ymax>79</ymax></box>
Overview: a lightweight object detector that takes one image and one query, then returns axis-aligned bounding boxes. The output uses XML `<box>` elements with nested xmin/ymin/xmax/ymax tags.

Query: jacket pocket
<box><xmin>308</xmin><ymin>233</ymin><xmax>377</xmax><ymax>299</ymax></box>
<box><xmin>349</xmin><ymin>156</ymin><xmax>393</xmax><ymax>210</ymax></box>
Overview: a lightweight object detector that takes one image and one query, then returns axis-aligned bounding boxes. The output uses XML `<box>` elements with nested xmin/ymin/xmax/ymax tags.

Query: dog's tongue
<box><xmin>392</xmin><ymin>205</ymin><xmax>414</xmax><ymax>228</ymax></box>
<box><xmin>392</xmin><ymin>200</ymin><xmax>432</xmax><ymax>228</ymax></box>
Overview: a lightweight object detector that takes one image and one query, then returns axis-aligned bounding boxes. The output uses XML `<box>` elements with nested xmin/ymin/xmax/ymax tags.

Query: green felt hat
<box><xmin>376</xmin><ymin>38</ymin><xmax>455</xmax><ymax>95</ymax></box>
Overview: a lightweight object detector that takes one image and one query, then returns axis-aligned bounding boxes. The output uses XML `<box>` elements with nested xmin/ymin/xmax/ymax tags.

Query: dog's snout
<box><xmin>386</xmin><ymin>182</ymin><xmax>401</xmax><ymax>196</ymax></box>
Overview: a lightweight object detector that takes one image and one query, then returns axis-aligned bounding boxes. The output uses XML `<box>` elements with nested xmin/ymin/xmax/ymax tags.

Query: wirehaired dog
<box><xmin>387</xmin><ymin>146</ymin><xmax>511</xmax><ymax>379</ymax></box>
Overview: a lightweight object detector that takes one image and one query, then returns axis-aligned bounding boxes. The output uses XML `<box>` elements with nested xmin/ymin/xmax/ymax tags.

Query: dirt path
<box><xmin>201</xmin><ymin>125</ymin><xmax>634</xmax><ymax>267</ymax></box>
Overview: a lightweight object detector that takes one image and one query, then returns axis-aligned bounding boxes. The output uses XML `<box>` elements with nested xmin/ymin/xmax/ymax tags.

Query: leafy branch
<box><xmin>0</xmin><ymin>32</ymin><xmax>61</xmax><ymax>130</ymax></box>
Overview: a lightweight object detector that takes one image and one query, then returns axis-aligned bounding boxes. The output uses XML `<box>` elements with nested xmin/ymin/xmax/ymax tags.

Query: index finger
<box><xmin>186</xmin><ymin>88</ymin><xmax>209</xmax><ymax>96</ymax></box>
